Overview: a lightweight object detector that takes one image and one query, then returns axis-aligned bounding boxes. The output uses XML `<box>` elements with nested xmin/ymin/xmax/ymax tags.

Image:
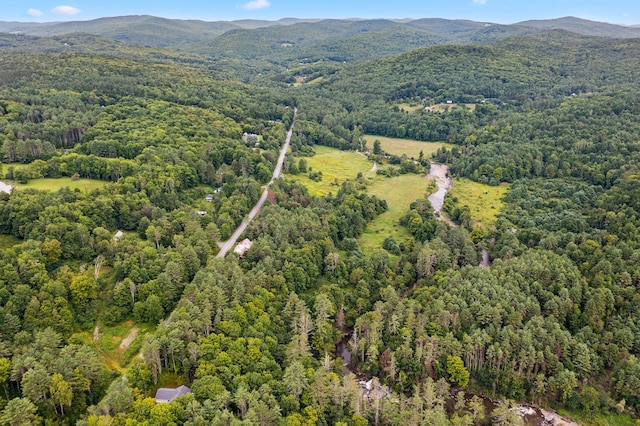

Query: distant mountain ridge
<box><xmin>516</xmin><ymin>16</ymin><xmax>640</xmax><ymax>38</ymax></box>
<box><xmin>1</xmin><ymin>15</ymin><xmax>639</xmax><ymax>66</ymax></box>
<box><xmin>2</xmin><ymin>15</ymin><xmax>639</xmax><ymax>44</ymax></box>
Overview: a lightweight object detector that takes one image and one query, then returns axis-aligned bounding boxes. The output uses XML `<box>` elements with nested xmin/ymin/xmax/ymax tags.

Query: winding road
<box><xmin>216</xmin><ymin>108</ymin><xmax>297</xmax><ymax>258</ymax></box>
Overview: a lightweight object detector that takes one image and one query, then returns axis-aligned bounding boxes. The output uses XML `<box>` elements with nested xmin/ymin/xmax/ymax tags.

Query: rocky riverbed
<box><xmin>426</xmin><ymin>162</ymin><xmax>452</xmax><ymax>216</ymax></box>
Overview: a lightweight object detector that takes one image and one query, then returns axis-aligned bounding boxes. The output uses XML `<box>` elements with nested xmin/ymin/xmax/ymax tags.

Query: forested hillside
<box><xmin>1</xmin><ymin>16</ymin><xmax>640</xmax><ymax>426</ymax></box>
<box><xmin>4</xmin><ymin>15</ymin><xmax>640</xmax><ymax>67</ymax></box>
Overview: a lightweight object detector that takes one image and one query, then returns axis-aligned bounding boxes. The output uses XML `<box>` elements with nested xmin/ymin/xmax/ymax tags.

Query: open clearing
<box><xmin>363</xmin><ymin>135</ymin><xmax>456</xmax><ymax>159</ymax></box>
<box><xmin>293</xmin><ymin>76</ymin><xmax>324</xmax><ymax>87</ymax></box>
<box><xmin>0</xmin><ymin>234</ymin><xmax>20</xmax><ymax>249</ymax></box>
<box><xmin>16</xmin><ymin>177</ymin><xmax>106</xmax><ymax>192</ymax></box>
<box><xmin>293</xmin><ymin>146</ymin><xmax>430</xmax><ymax>251</ymax></box>
<box><xmin>428</xmin><ymin>103</ymin><xmax>477</xmax><ymax>112</ymax></box>
<box><xmin>556</xmin><ymin>408</ymin><xmax>636</xmax><ymax>426</ymax></box>
<box><xmin>448</xmin><ymin>178</ymin><xmax>509</xmax><ymax>229</ymax></box>
<box><xmin>119</xmin><ymin>327</ymin><xmax>140</xmax><ymax>350</ymax></box>
<box><xmin>79</xmin><ymin>319</ymin><xmax>151</xmax><ymax>372</ymax></box>
<box><xmin>1</xmin><ymin>162</ymin><xmax>28</xmax><ymax>173</ymax></box>
<box><xmin>360</xmin><ymin>174</ymin><xmax>433</xmax><ymax>252</ymax></box>
<box><xmin>294</xmin><ymin>146</ymin><xmax>508</xmax><ymax>251</ymax></box>
<box><xmin>292</xmin><ymin>145</ymin><xmax>373</xmax><ymax>196</ymax></box>
<box><xmin>397</xmin><ymin>103</ymin><xmax>424</xmax><ymax>113</ymax></box>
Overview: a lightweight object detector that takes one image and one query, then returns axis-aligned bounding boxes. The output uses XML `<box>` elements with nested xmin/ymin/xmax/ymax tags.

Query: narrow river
<box><xmin>334</xmin><ymin>161</ymin><xmax>577</xmax><ymax>425</ymax></box>
<box><xmin>335</xmin><ymin>335</ymin><xmax>575</xmax><ymax>426</ymax></box>
<box><xmin>426</xmin><ymin>163</ymin><xmax>491</xmax><ymax>267</ymax></box>
<box><xmin>426</xmin><ymin>162</ymin><xmax>452</xmax><ymax>217</ymax></box>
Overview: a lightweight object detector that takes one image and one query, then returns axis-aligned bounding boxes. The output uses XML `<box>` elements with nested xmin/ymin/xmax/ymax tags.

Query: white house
<box><xmin>234</xmin><ymin>238</ymin><xmax>253</xmax><ymax>258</ymax></box>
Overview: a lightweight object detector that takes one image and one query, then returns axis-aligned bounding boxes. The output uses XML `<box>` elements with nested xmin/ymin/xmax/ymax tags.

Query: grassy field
<box><xmin>16</xmin><ymin>177</ymin><xmax>106</xmax><ymax>192</ymax></box>
<box><xmin>293</xmin><ymin>76</ymin><xmax>324</xmax><ymax>87</ymax></box>
<box><xmin>292</xmin><ymin>145</ymin><xmax>374</xmax><ymax>196</ymax></box>
<box><xmin>1</xmin><ymin>163</ymin><xmax>26</xmax><ymax>180</ymax></box>
<box><xmin>363</xmin><ymin>135</ymin><xmax>456</xmax><ymax>159</ymax></box>
<box><xmin>448</xmin><ymin>178</ymin><xmax>509</xmax><ymax>229</ymax></box>
<box><xmin>428</xmin><ymin>103</ymin><xmax>477</xmax><ymax>112</ymax></box>
<box><xmin>0</xmin><ymin>234</ymin><xmax>20</xmax><ymax>249</ymax></box>
<box><xmin>397</xmin><ymin>103</ymin><xmax>424</xmax><ymax>113</ymax></box>
<box><xmin>557</xmin><ymin>408</ymin><xmax>636</xmax><ymax>426</ymax></box>
<box><xmin>294</xmin><ymin>146</ymin><xmax>508</xmax><ymax>252</ymax></box>
<box><xmin>292</xmin><ymin>146</ymin><xmax>430</xmax><ymax>251</ymax></box>
<box><xmin>77</xmin><ymin>319</ymin><xmax>151</xmax><ymax>372</ymax></box>
<box><xmin>360</xmin><ymin>174</ymin><xmax>433</xmax><ymax>252</ymax></box>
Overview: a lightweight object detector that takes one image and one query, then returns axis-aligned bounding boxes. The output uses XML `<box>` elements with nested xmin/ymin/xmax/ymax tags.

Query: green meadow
<box><xmin>448</xmin><ymin>178</ymin><xmax>509</xmax><ymax>229</ymax></box>
<box><xmin>397</xmin><ymin>103</ymin><xmax>424</xmax><ymax>113</ymax></box>
<box><xmin>292</xmin><ymin>145</ymin><xmax>374</xmax><ymax>197</ymax></box>
<box><xmin>359</xmin><ymin>174</ymin><xmax>433</xmax><ymax>252</ymax></box>
<box><xmin>294</xmin><ymin>144</ymin><xmax>509</xmax><ymax>252</ymax></box>
<box><xmin>363</xmin><ymin>135</ymin><xmax>456</xmax><ymax>159</ymax></box>
<box><xmin>16</xmin><ymin>177</ymin><xmax>107</xmax><ymax>192</ymax></box>
<box><xmin>292</xmin><ymin>145</ymin><xmax>431</xmax><ymax>251</ymax></box>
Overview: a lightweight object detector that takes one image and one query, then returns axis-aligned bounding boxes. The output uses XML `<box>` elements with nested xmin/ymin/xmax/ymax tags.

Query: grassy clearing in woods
<box><xmin>292</xmin><ymin>145</ymin><xmax>374</xmax><ymax>197</ymax></box>
<box><xmin>77</xmin><ymin>320</ymin><xmax>153</xmax><ymax>373</ymax></box>
<box><xmin>359</xmin><ymin>174</ymin><xmax>434</xmax><ymax>253</ymax></box>
<box><xmin>557</xmin><ymin>408</ymin><xmax>637</xmax><ymax>426</ymax></box>
<box><xmin>363</xmin><ymin>135</ymin><xmax>456</xmax><ymax>159</ymax></box>
<box><xmin>294</xmin><ymin>146</ymin><xmax>509</xmax><ymax>252</ymax></box>
<box><xmin>427</xmin><ymin>103</ymin><xmax>477</xmax><ymax>112</ymax></box>
<box><xmin>16</xmin><ymin>177</ymin><xmax>107</xmax><ymax>192</ymax></box>
<box><xmin>448</xmin><ymin>178</ymin><xmax>509</xmax><ymax>229</ymax></box>
<box><xmin>294</xmin><ymin>146</ymin><xmax>432</xmax><ymax>252</ymax></box>
<box><xmin>0</xmin><ymin>234</ymin><xmax>20</xmax><ymax>249</ymax></box>
<box><xmin>397</xmin><ymin>103</ymin><xmax>424</xmax><ymax>113</ymax></box>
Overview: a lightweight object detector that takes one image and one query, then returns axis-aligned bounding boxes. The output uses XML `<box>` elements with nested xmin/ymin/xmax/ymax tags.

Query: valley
<box><xmin>0</xmin><ymin>11</ymin><xmax>639</xmax><ymax>426</ymax></box>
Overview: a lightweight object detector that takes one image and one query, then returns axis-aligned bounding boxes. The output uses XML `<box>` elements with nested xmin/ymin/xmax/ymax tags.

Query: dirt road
<box><xmin>119</xmin><ymin>328</ymin><xmax>139</xmax><ymax>350</ymax></box>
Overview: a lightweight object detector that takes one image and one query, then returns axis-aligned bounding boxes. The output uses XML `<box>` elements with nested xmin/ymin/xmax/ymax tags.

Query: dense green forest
<box><xmin>1</xmin><ymin>16</ymin><xmax>640</xmax><ymax>426</ymax></box>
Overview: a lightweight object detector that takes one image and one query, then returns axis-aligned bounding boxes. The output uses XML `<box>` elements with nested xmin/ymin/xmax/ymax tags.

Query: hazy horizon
<box><xmin>2</xmin><ymin>0</ymin><xmax>638</xmax><ymax>26</ymax></box>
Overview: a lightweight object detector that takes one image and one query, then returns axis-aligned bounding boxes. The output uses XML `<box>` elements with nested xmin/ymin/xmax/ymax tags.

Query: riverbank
<box><xmin>426</xmin><ymin>162</ymin><xmax>452</xmax><ymax>216</ymax></box>
<box><xmin>336</xmin><ymin>334</ymin><xmax>578</xmax><ymax>426</ymax></box>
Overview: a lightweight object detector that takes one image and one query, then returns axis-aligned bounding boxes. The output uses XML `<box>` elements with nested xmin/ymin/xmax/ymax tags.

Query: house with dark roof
<box><xmin>155</xmin><ymin>385</ymin><xmax>191</xmax><ymax>403</ymax></box>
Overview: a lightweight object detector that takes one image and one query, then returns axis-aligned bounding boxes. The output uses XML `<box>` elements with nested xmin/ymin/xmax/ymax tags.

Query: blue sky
<box><xmin>3</xmin><ymin>0</ymin><xmax>639</xmax><ymax>25</ymax></box>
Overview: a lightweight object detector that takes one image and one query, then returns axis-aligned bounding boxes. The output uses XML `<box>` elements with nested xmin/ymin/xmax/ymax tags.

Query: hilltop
<box><xmin>1</xmin><ymin>15</ymin><xmax>639</xmax><ymax>64</ymax></box>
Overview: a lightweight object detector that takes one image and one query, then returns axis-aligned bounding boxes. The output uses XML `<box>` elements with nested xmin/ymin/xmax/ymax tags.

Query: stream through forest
<box><xmin>426</xmin><ymin>162</ymin><xmax>452</xmax><ymax>218</ymax></box>
<box><xmin>333</xmin><ymin>163</ymin><xmax>576</xmax><ymax>425</ymax></box>
<box><xmin>336</xmin><ymin>333</ymin><xmax>574</xmax><ymax>425</ymax></box>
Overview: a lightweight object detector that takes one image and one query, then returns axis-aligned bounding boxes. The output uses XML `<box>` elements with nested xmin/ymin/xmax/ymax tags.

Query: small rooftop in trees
<box><xmin>155</xmin><ymin>385</ymin><xmax>191</xmax><ymax>403</ymax></box>
<box><xmin>234</xmin><ymin>238</ymin><xmax>253</xmax><ymax>258</ymax></box>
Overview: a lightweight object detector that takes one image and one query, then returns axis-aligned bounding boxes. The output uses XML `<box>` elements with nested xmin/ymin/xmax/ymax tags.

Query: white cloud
<box><xmin>51</xmin><ymin>5</ymin><xmax>82</xmax><ymax>16</ymax></box>
<box><xmin>27</xmin><ymin>8</ymin><xmax>43</xmax><ymax>17</ymax></box>
<box><xmin>473</xmin><ymin>0</ymin><xmax>487</xmax><ymax>4</ymax></box>
<box><xmin>243</xmin><ymin>0</ymin><xmax>271</xmax><ymax>10</ymax></box>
